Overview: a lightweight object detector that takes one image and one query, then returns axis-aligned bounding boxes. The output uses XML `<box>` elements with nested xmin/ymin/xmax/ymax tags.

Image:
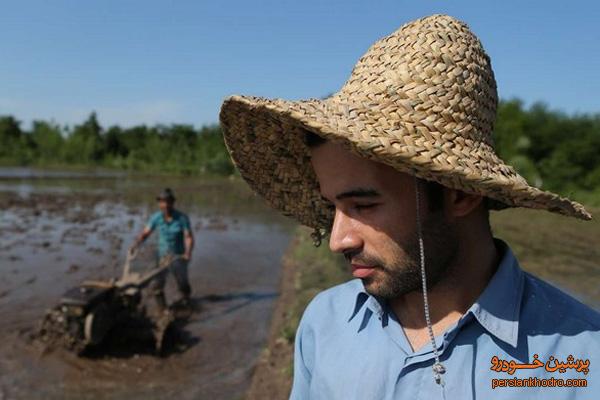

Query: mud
<box><xmin>0</xmin><ymin>171</ymin><xmax>293</xmax><ymax>400</ymax></box>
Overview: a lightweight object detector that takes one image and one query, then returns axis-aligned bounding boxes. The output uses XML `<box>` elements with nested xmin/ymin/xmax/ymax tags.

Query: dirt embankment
<box><xmin>244</xmin><ymin>229</ymin><xmax>348</xmax><ymax>400</ymax></box>
<box><xmin>244</xmin><ymin>237</ymin><xmax>298</xmax><ymax>400</ymax></box>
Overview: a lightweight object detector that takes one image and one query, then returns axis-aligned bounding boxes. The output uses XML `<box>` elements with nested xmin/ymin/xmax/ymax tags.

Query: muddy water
<box><xmin>0</xmin><ymin>170</ymin><xmax>294</xmax><ymax>400</ymax></box>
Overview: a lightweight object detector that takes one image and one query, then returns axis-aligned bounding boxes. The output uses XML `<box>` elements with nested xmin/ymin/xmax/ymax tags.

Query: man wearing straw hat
<box><xmin>220</xmin><ymin>14</ymin><xmax>599</xmax><ymax>399</ymax></box>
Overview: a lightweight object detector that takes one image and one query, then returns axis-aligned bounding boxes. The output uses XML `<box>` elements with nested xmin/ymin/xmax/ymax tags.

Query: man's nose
<box><xmin>329</xmin><ymin>210</ymin><xmax>363</xmax><ymax>254</ymax></box>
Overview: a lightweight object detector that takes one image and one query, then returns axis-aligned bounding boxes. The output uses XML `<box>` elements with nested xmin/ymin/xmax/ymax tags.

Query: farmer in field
<box><xmin>220</xmin><ymin>14</ymin><xmax>600</xmax><ymax>400</ymax></box>
<box><xmin>130</xmin><ymin>188</ymin><xmax>194</xmax><ymax>310</ymax></box>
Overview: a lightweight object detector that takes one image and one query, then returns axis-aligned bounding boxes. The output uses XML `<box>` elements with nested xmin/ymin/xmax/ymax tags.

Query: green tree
<box><xmin>30</xmin><ymin>120</ymin><xmax>64</xmax><ymax>163</ymax></box>
<box><xmin>63</xmin><ymin>112</ymin><xmax>104</xmax><ymax>164</ymax></box>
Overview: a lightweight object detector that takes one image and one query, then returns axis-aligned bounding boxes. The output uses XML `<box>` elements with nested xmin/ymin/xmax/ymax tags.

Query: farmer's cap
<box><xmin>156</xmin><ymin>188</ymin><xmax>175</xmax><ymax>202</ymax></box>
<box><xmin>219</xmin><ymin>14</ymin><xmax>592</xmax><ymax>233</ymax></box>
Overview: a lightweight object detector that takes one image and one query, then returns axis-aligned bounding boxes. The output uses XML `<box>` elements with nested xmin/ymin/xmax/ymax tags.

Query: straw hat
<box><xmin>219</xmin><ymin>14</ymin><xmax>592</xmax><ymax>234</ymax></box>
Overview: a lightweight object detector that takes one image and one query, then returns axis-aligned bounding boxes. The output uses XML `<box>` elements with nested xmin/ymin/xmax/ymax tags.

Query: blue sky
<box><xmin>1</xmin><ymin>0</ymin><xmax>599</xmax><ymax>128</ymax></box>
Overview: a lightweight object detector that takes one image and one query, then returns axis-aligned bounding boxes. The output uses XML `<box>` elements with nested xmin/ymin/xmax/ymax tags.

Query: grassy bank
<box><xmin>279</xmin><ymin>230</ymin><xmax>348</xmax><ymax>344</ymax></box>
<box><xmin>247</xmin><ymin>207</ymin><xmax>600</xmax><ymax>399</ymax></box>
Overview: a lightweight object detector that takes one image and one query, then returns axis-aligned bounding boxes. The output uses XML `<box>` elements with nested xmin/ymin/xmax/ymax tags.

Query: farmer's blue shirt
<box><xmin>291</xmin><ymin>240</ymin><xmax>600</xmax><ymax>400</ymax></box>
<box><xmin>146</xmin><ymin>210</ymin><xmax>191</xmax><ymax>257</ymax></box>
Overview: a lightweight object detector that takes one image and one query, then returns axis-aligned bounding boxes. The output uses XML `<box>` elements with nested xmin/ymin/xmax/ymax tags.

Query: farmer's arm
<box><xmin>183</xmin><ymin>216</ymin><xmax>194</xmax><ymax>260</ymax></box>
<box><xmin>183</xmin><ymin>230</ymin><xmax>194</xmax><ymax>260</ymax></box>
<box><xmin>130</xmin><ymin>214</ymin><xmax>157</xmax><ymax>252</ymax></box>
<box><xmin>131</xmin><ymin>226</ymin><xmax>152</xmax><ymax>250</ymax></box>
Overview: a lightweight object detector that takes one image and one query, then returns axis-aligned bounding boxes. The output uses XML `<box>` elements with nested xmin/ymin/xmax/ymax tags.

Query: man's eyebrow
<box><xmin>335</xmin><ymin>188</ymin><xmax>381</xmax><ymax>201</ymax></box>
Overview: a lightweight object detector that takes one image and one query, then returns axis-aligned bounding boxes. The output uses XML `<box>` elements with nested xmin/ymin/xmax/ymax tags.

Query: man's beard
<box><xmin>347</xmin><ymin>213</ymin><xmax>458</xmax><ymax>299</ymax></box>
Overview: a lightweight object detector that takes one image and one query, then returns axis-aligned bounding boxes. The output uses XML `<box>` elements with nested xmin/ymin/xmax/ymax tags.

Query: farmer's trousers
<box><xmin>151</xmin><ymin>257</ymin><xmax>191</xmax><ymax>300</ymax></box>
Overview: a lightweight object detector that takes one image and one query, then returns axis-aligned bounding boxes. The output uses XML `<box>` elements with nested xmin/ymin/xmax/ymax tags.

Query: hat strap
<box><xmin>414</xmin><ymin>176</ymin><xmax>447</xmax><ymax>388</ymax></box>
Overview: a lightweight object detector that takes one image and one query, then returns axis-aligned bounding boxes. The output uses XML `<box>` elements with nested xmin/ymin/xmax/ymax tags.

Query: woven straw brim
<box><xmin>220</xmin><ymin>95</ymin><xmax>592</xmax><ymax>231</ymax></box>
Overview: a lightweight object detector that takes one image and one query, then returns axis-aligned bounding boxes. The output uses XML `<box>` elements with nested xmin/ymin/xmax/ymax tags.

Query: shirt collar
<box><xmin>348</xmin><ymin>239</ymin><xmax>525</xmax><ymax>348</ymax></box>
<box><xmin>467</xmin><ymin>239</ymin><xmax>524</xmax><ymax>348</ymax></box>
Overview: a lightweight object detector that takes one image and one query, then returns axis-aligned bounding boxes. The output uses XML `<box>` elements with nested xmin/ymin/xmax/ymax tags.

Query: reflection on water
<box><xmin>0</xmin><ymin>166</ymin><xmax>127</xmax><ymax>179</ymax></box>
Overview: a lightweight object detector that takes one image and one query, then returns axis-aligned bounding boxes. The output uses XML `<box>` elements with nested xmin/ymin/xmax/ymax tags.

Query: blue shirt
<box><xmin>146</xmin><ymin>210</ymin><xmax>191</xmax><ymax>257</ymax></box>
<box><xmin>291</xmin><ymin>240</ymin><xmax>600</xmax><ymax>399</ymax></box>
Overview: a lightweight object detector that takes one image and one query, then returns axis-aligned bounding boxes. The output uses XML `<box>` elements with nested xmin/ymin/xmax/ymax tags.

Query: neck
<box><xmin>390</xmin><ymin>225</ymin><xmax>499</xmax><ymax>351</ymax></box>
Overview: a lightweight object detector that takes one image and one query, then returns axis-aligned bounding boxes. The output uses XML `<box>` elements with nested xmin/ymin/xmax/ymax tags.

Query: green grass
<box><xmin>280</xmin><ymin>227</ymin><xmax>347</xmax><ymax>345</ymax></box>
<box><xmin>491</xmin><ymin>207</ymin><xmax>600</xmax><ymax>308</ymax></box>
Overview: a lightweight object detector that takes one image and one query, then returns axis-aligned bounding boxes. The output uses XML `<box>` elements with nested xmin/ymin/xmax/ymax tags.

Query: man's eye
<box><xmin>355</xmin><ymin>203</ymin><xmax>377</xmax><ymax>211</ymax></box>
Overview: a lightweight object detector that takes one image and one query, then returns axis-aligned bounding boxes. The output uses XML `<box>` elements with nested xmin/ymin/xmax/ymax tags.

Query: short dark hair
<box><xmin>421</xmin><ymin>180</ymin><xmax>490</xmax><ymax>215</ymax></box>
<box><xmin>304</xmin><ymin>129</ymin><xmax>327</xmax><ymax>148</ymax></box>
<box><xmin>422</xmin><ymin>180</ymin><xmax>445</xmax><ymax>212</ymax></box>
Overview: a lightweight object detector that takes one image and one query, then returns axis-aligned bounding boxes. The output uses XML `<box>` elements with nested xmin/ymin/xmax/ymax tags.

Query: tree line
<box><xmin>493</xmin><ymin>100</ymin><xmax>600</xmax><ymax>204</ymax></box>
<box><xmin>1</xmin><ymin>99</ymin><xmax>599</xmax><ymax>203</ymax></box>
<box><xmin>0</xmin><ymin>112</ymin><xmax>233</xmax><ymax>175</ymax></box>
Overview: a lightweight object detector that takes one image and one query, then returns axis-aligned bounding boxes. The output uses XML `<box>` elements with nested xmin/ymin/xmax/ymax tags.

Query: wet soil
<box><xmin>0</xmin><ymin>173</ymin><xmax>293</xmax><ymax>400</ymax></box>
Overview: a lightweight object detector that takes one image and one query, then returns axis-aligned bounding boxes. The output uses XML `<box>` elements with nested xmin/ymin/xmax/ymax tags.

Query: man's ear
<box><xmin>444</xmin><ymin>188</ymin><xmax>484</xmax><ymax>218</ymax></box>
